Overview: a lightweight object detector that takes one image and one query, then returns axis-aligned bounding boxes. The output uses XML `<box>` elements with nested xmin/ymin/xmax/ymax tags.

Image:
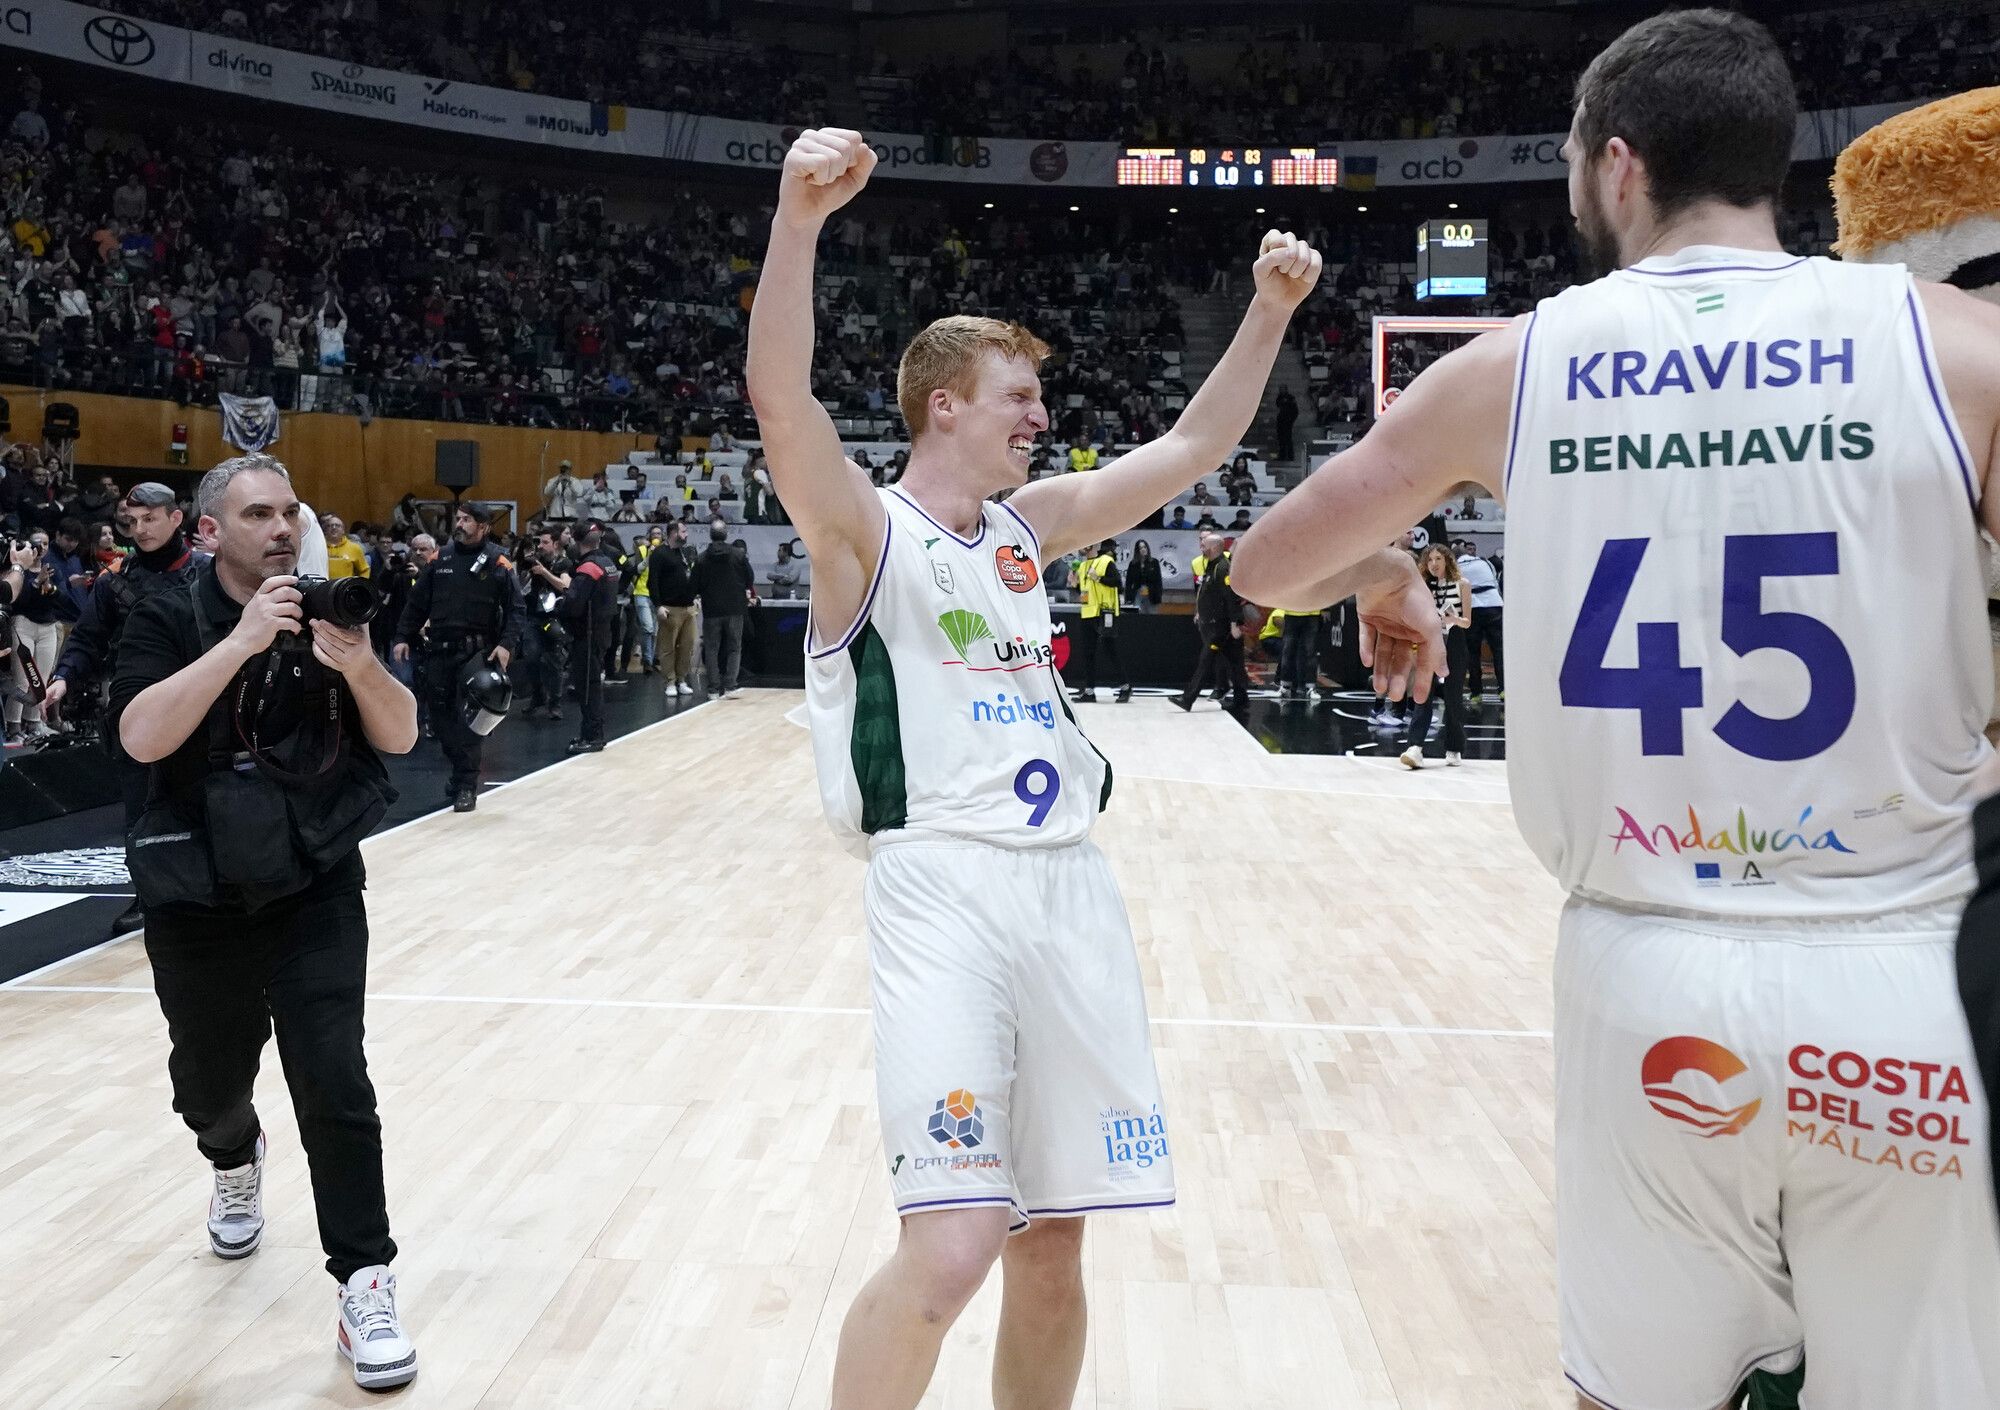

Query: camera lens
<box><xmin>297</xmin><ymin>575</ymin><xmax>381</xmax><ymax>629</ymax></box>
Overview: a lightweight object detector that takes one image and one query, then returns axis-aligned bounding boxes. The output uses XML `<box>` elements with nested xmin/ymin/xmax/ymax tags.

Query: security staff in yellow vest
<box><xmin>1067</xmin><ymin>439</ymin><xmax>1100</xmax><ymax>474</ymax></box>
<box><xmin>1069</xmin><ymin>538</ymin><xmax>1131</xmax><ymax>703</ymax></box>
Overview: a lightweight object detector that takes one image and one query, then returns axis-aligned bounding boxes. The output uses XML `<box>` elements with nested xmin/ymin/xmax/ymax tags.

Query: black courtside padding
<box><xmin>0</xmin><ymin>745</ymin><xmax>122</xmax><ymax>829</ymax></box>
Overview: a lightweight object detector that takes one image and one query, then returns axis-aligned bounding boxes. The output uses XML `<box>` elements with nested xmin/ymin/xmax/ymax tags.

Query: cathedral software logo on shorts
<box><xmin>928</xmin><ymin>1090</ymin><xmax>986</xmax><ymax>1149</ymax></box>
<box><xmin>1641</xmin><ymin>1035</ymin><xmax>1761</xmax><ymax>1137</ymax></box>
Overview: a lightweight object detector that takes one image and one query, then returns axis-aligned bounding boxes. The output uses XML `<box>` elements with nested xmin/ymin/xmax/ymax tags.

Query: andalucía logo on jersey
<box><xmin>1642</xmin><ymin>1035</ymin><xmax>1761</xmax><ymax>1137</ymax></box>
<box><xmin>995</xmin><ymin>544</ymin><xmax>1038</xmax><ymax>593</ymax></box>
<box><xmin>1607</xmin><ymin>805</ymin><xmax>1856</xmax><ymax>862</ymax></box>
<box><xmin>937</xmin><ymin>610</ymin><xmax>1054</xmax><ymax>673</ymax></box>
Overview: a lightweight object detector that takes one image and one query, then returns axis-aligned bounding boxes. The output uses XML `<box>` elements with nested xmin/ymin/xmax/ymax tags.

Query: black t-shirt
<box><xmin>111</xmin><ymin>564</ymin><xmax>370</xmax><ymax>907</ymax></box>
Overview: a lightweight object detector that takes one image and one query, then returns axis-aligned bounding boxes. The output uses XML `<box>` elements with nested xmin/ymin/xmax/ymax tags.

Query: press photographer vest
<box><xmin>125</xmin><ymin>571</ymin><xmax>396</xmax><ymax>914</ymax></box>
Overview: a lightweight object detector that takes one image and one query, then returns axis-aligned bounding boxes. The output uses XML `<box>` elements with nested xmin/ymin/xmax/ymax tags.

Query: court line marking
<box><xmin>1125</xmin><ymin>765</ymin><xmax>1514</xmax><ymax>805</ymax></box>
<box><xmin>0</xmin><ymin>983</ymin><xmax>1553</xmax><ymax>1039</ymax></box>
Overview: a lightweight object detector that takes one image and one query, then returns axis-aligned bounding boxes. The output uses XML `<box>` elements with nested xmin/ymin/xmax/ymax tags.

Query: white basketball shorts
<box><xmin>1556</xmin><ymin>896</ymin><xmax>2000</xmax><ymax>1410</ymax></box>
<box><xmin>864</xmin><ymin>836</ymin><xmax>1176</xmax><ymax>1230</ymax></box>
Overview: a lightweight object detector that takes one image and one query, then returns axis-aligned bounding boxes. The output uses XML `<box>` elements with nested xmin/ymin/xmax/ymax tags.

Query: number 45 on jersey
<box><xmin>1561</xmin><ymin>532</ymin><xmax>1857</xmax><ymax>763</ymax></box>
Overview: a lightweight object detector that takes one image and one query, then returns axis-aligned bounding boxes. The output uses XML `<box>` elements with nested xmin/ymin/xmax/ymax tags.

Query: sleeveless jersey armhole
<box><xmin>1901</xmin><ymin>280</ymin><xmax>1981</xmax><ymax>512</ymax></box>
<box><xmin>807</xmin><ymin>514</ymin><xmax>894</xmax><ymax>660</ymax></box>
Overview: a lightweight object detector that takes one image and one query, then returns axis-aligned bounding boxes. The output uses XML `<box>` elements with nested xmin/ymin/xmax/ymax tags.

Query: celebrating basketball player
<box><xmin>1232</xmin><ymin>12</ymin><xmax>2000</xmax><ymax>1410</ymax></box>
<box><xmin>747</xmin><ymin>128</ymin><xmax>1319</xmax><ymax>1409</ymax></box>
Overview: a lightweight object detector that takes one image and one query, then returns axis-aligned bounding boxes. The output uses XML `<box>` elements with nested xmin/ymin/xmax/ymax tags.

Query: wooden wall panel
<box><xmin>1</xmin><ymin>385</ymin><xmax>655</xmax><ymax>521</ymax></box>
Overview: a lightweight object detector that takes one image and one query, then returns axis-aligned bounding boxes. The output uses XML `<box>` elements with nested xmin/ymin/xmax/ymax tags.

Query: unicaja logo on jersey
<box><xmin>1642</xmin><ymin>1035</ymin><xmax>1761</xmax><ymax>1137</ymax></box>
<box><xmin>936</xmin><ymin>610</ymin><xmax>1055</xmax><ymax>673</ymax></box>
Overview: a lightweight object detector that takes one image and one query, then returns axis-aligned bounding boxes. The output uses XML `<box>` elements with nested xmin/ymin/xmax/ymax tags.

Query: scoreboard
<box><xmin>1415</xmin><ymin>219</ymin><xmax>1489</xmax><ymax>298</ymax></box>
<box><xmin>1116</xmin><ymin>146</ymin><xmax>1340</xmax><ymax>189</ymax></box>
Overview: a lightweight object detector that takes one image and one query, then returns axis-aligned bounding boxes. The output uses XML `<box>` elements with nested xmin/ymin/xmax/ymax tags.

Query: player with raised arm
<box><xmin>1232</xmin><ymin>13</ymin><xmax>2000</xmax><ymax>1410</ymax></box>
<box><xmin>746</xmin><ymin>128</ymin><xmax>1319</xmax><ymax>1410</ymax></box>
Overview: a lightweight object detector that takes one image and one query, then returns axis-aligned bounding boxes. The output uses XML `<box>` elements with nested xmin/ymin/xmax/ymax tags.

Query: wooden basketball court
<box><xmin>0</xmin><ymin>691</ymin><xmax>1568</xmax><ymax>1409</ymax></box>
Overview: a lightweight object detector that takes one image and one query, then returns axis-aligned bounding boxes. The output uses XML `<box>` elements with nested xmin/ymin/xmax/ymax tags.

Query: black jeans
<box><xmin>703</xmin><ymin>612</ymin><xmax>744</xmax><ymax>694</ymax></box>
<box><xmin>1180</xmin><ymin>623</ymin><xmax>1249</xmax><ymax>708</ymax></box>
<box><xmin>573</xmin><ymin>631</ymin><xmax>608</xmax><ymax>740</ymax></box>
<box><xmin>423</xmin><ymin>641</ymin><xmax>485</xmax><ymax>793</ymax></box>
<box><xmin>1279</xmin><ymin>612</ymin><xmax>1318</xmax><ymax>691</ymax></box>
<box><xmin>144</xmin><ymin>883</ymin><xmax>396</xmax><ymax>1284</ymax></box>
<box><xmin>1074</xmin><ymin>613</ymin><xmax>1127</xmax><ymax>690</ymax></box>
<box><xmin>1405</xmin><ymin>627</ymin><xmax>1469</xmax><ymax>754</ymax></box>
<box><xmin>1466</xmin><ymin>605</ymin><xmax>1505</xmax><ymax>693</ymax></box>
<box><xmin>521</xmin><ymin>619</ymin><xmax>568</xmax><ymax>708</ymax></box>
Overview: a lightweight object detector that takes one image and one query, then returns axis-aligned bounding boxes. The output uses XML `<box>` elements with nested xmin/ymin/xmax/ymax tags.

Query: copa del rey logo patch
<box><xmin>995</xmin><ymin>544</ymin><xmax>1038</xmax><ymax>593</ymax></box>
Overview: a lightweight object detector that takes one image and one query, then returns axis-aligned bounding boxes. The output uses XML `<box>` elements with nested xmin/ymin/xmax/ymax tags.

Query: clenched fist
<box><xmin>776</xmin><ymin>128</ymin><xmax>878</xmax><ymax>231</ymax></box>
<box><xmin>1250</xmin><ymin>230</ymin><xmax>1324</xmax><ymax>312</ymax></box>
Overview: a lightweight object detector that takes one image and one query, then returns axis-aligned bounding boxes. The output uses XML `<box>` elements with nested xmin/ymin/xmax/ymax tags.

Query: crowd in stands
<box><xmin>94</xmin><ymin>0</ymin><xmax>1995</xmax><ymax>146</ymax></box>
<box><xmin>0</xmin><ymin>8</ymin><xmax>1864</xmax><ymax>463</ymax></box>
<box><xmin>0</xmin><ymin>68</ymin><xmax>1189</xmax><ymax>451</ymax></box>
<box><xmin>0</xmin><ymin>73</ymin><xmax>768</xmax><ymax>435</ymax></box>
<box><xmin>102</xmin><ymin>0</ymin><xmax>830</xmax><ymax>123</ymax></box>
<box><xmin>874</xmin><ymin>4</ymin><xmax>1995</xmax><ymax>143</ymax></box>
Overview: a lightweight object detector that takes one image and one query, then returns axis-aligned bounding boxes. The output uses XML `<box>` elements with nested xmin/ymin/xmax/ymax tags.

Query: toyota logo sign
<box><xmin>84</xmin><ymin>14</ymin><xmax>155</xmax><ymax>66</ymax></box>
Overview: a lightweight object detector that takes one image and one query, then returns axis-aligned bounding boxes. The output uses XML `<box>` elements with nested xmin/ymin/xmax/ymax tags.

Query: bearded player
<box><xmin>746</xmin><ymin>128</ymin><xmax>1320</xmax><ymax>1409</ymax></box>
<box><xmin>1233</xmin><ymin>12</ymin><xmax>2000</xmax><ymax>1409</ymax></box>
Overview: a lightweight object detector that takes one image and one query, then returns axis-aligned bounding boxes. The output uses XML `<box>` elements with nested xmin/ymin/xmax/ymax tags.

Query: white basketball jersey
<box><xmin>805</xmin><ymin>488</ymin><xmax>1112</xmax><ymax>857</ymax></box>
<box><xmin>1503</xmin><ymin>246</ymin><xmax>1990</xmax><ymax>917</ymax></box>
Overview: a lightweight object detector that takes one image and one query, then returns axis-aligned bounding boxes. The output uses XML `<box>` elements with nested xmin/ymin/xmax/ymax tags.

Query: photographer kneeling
<box><xmin>111</xmin><ymin>454</ymin><xmax>421</xmax><ymax>1392</ymax></box>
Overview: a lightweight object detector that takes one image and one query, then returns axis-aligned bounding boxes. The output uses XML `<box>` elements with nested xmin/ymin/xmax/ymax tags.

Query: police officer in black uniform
<box><xmin>392</xmin><ymin>503</ymin><xmax>521</xmax><ymax>812</ymax></box>
<box><xmin>559</xmin><ymin>525</ymin><xmax>620</xmax><ymax>755</ymax></box>
<box><xmin>43</xmin><ymin>482</ymin><xmax>208</xmax><ymax>935</ymax></box>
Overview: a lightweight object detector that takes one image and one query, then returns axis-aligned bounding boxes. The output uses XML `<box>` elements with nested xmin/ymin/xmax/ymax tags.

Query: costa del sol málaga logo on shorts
<box><xmin>1641</xmin><ymin>1035</ymin><xmax>1761</xmax><ymax>1137</ymax></box>
<box><xmin>927</xmin><ymin>1090</ymin><xmax>985</xmax><ymax>1149</ymax></box>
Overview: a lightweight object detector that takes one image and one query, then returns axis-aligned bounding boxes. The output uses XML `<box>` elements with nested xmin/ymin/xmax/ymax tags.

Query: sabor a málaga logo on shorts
<box><xmin>1100</xmin><ymin>1104</ymin><xmax>1170</xmax><ymax>1180</ymax></box>
<box><xmin>1641</xmin><ymin>1035</ymin><xmax>1761</xmax><ymax>1137</ymax></box>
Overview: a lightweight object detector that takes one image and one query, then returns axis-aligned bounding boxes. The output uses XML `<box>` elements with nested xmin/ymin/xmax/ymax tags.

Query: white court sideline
<box><xmin>0</xmin><ymin>691</ymin><xmax>1566</xmax><ymax>1409</ymax></box>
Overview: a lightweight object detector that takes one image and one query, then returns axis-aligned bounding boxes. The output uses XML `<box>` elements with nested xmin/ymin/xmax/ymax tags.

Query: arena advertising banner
<box><xmin>189</xmin><ymin>35</ymin><xmax>667</xmax><ymax>156</ymax></box>
<box><xmin>2</xmin><ymin>0</ymin><xmax>666</xmax><ymax>157</ymax></box>
<box><xmin>0</xmin><ymin>0</ymin><xmax>193</xmax><ymax>83</ymax></box>
<box><xmin>1346</xmin><ymin>99</ymin><xmax>1925</xmax><ymax>188</ymax></box>
<box><xmin>661</xmin><ymin>114</ymin><xmax>1123</xmax><ymax>188</ymax></box>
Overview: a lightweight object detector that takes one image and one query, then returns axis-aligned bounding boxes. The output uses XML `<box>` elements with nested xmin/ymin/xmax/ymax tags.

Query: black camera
<box><xmin>295</xmin><ymin>574</ymin><xmax>381</xmax><ymax>629</ymax></box>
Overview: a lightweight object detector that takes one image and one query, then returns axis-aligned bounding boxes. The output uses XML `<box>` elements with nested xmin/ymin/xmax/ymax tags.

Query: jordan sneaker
<box><xmin>207</xmin><ymin>1131</ymin><xmax>265</xmax><ymax>1259</ymax></box>
<box><xmin>337</xmin><ymin>1265</ymin><xmax>418</xmax><ymax>1390</ymax></box>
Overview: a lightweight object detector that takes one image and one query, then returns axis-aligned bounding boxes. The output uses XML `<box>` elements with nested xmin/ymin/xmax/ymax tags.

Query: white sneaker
<box><xmin>1399</xmin><ymin>747</ymin><xmax>1424</xmax><ymax>770</ymax></box>
<box><xmin>207</xmin><ymin>1131</ymin><xmax>265</xmax><ymax>1260</ymax></box>
<box><xmin>676</xmin><ymin>681</ymin><xmax>692</xmax><ymax>696</ymax></box>
<box><xmin>1446</xmin><ymin>752</ymin><xmax>1462</xmax><ymax>767</ymax></box>
<box><xmin>724</xmin><ymin>687</ymin><xmax>742</xmax><ymax>699</ymax></box>
<box><xmin>337</xmin><ymin>1265</ymin><xmax>418</xmax><ymax>1390</ymax></box>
